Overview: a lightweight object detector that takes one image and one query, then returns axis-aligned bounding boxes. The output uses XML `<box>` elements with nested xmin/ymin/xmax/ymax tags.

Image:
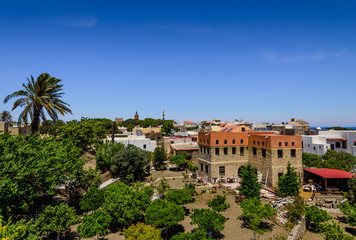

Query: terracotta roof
<box><xmin>184</xmin><ymin>121</ymin><xmax>194</xmax><ymax>125</ymax></box>
<box><xmin>304</xmin><ymin>168</ymin><xmax>353</xmax><ymax>179</ymax></box>
<box><xmin>326</xmin><ymin>138</ymin><xmax>347</xmax><ymax>141</ymax></box>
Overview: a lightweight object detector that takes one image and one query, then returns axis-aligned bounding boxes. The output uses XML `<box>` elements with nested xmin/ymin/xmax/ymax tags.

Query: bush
<box><xmin>123</xmin><ymin>223</ymin><xmax>162</xmax><ymax>240</ymax></box>
<box><xmin>208</xmin><ymin>195</ymin><xmax>230</xmax><ymax>212</ymax></box>
<box><xmin>305</xmin><ymin>206</ymin><xmax>332</xmax><ymax>232</ymax></box>
<box><xmin>285</xmin><ymin>196</ymin><xmax>306</xmax><ymax>228</ymax></box>
<box><xmin>166</xmin><ymin>189</ymin><xmax>194</xmax><ymax>205</ymax></box>
<box><xmin>320</xmin><ymin>221</ymin><xmax>354</xmax><ymax>240</ymax></box>
<box><xmin>77</xmin><ymin>209</ymin><xmax>112</xmax><ymax>240</ymax></box>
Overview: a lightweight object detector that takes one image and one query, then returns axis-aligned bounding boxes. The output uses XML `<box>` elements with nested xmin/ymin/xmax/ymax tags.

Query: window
<box><xmin>342</xmin><ymin>141</ymin><xmax>347</xmax><ymax>149</ymax></box>
<box><xmin>203</xmin><ymin>139</ymin><xmax>206</xmax><ymax>143</ymax></box>
<box><xmin>291</xmin><ymin>149</ymin><xmax>296</xmax><ymax>158</ymax></box>
<box><xmin>242</xmin><ymin>127</ymin><xmax>245</xmax><ymax>132</ymax></box>
<box><xmin>262</xmin><ymin>142</ymin><xmax>265</xmax><ymax>146</ymax></box>
<box><xmin>207</xmin><ymin>148</ymin><xmax>210</xmax><ymax>155</ymax></box>
<box><xmin>292</xmin><ymin>142</ymin><xmax>295</xmax><ymax>146</ymax></box>
<box><xmin>215</xmin><ymin>148</ymin><xmax>220</xmax><ymax>155</ymax></box>
<box><xmin>240</xmin><ymin>147</ymin><xmax>244</xmax><ymax>156</ymax></box>
<box><xmin>354</xmin><ymin>142</ymin><xmax>356</xmax><ymax>146</ymax></box>
<box><xmin>336</xmin><ymin>142</ymin><xmax>341</xmax><ymax>148</ymax></box>
<box><xmin>253</xmin><ymin>141</ymin><xmax>256</xmax><ymax>145</ymax></box>
<box><xmin>262</xmin><ymin>149</ymin><xmax>266</xmax><ymax>158</ymax></box>
<box><xmin>200</xmin><ymin>139</ymin><xmax>202</xmax><ymax>143</ymax></box>
<box><xmin>278</xmin><ymin>150</ymin><xmax>283</xmax><ymax>158</ymax></box>
<box><xmin>258</xmin><ymin>141</ymin><xmax>260</xmax><ymax>145</ymax></box>
<box><xmin>279</xmin><ymin>142</ymin><xmax>282</xmax><ymax>146</ymax></box>
<box><xmin>241</xmin><ymin>139</ymin><xmax>244</xmax><ymax>144</ymax></box>
<box><xmin>207</xmin><ymin>140</ymin><xmax>209</xmax><ymax>144</ymax></box>
<box><xmin>308</xmin><ymin>144</ymin><xmax>310</xmax><ymax>147</ymax></box>
<box><xmin>204</xmin><ymin>147</ymin><xmax>206</xmax><ymax>154</ymax></box>
<box><xmin>224</xmin><ymin>140</ymin><xmax>227</xmax><ymax>144</ymax></box>
<box><xmin>285</xmin><ymin>142</ymin><xmax>288</xmax><ymax>146</ymax></box>
<box><xmin>143</xmin><ymin>144</ymin><xmax>146</xmax><ymax>149</ymax></box>
<box><xmin>216</xmin><ymin>140</ymin><xmax>219</xmax><ymax>144</ymax></box>
<box><xmin>233</xmin><ymin>139</ymin><xmax>236</xmax><ymax>144</ymax></box>
<box><xmin>253</xmin><ymin>147</ymin><xmax>257</xmax><ymax>156</ymax></box>
<box><xmin>224</xmin><ymin>148</ymin><xmax>228</xmax><ymax>155</ymax></box>
<box><xmin>201</xmin><ymin>163</ymin><xmax>203</xmax><ymax>171</ymax></box>
<box><xmin>200</xmin><ymin>146</ymin><xmax>202</xmax><ymax>153</ymax></box>
<box><xmin>205</xmin><ymin>165</ymin><xmax>208</xmax><ymax>174</ymax></box>
<box><xmin>219</xmin><ymin>166</ymin><xmax>225</xmax><ymax>175</ymax></box>
<box><xmin>232</xmin><ymin>147</ymin><xmax>236</xmax><ymax>154</ymax></box>
<box><xmin>319</xmin><ymin>146</ymin><xmax>322</xmax><ymax>149</ymax></box>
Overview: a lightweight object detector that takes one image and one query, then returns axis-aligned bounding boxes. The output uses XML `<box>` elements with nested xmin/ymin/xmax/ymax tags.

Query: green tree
<box><xmin>153</xmin><ymin>147</ymin><xmax>166</xmax><ymax>169</ymax></box>
<box><xmin>238</xmin><ymin>163</ymin><xmax>261</xmax><ymax>198</ymax></box>
<box><xmin>302</xmin><ymin>153</ymin><xmax>323</xmax><ymax>168</ymax></box>
<box><xmin>123</xmin><ymin>223</ymin><xmax>162</xmax><ymax>240</ymax></box>
<box><xmin>187</xmin><ymin>162</ymin><xmax>198</xmax><ymax>172</ymax></box>
<box><xmin>320</xmin><ymin>221</ymin><xmax>354</xmax><ymax>240</ymax></box>
<box><xmin>184</xmin><ymin>183</ymin><xmax>197</xmax><ymax>196</ymax></box>
<box><xmin>4</xmin><ymin>73</ymin><xmax>72</xmax><ymax>134</ymax></box>
<box><xmin>110</xmin><ymin>145</ymin><xmax>150</xmax><ymax>180</ymax></box>
<box><xmin>161</xmin><ymin>120</ymin><xmax>175</xmax><ymax>136</ymax></box>
<box><xmin>239</xmin><ymin>197</ymin><xmax>277</xmax><ymax>240</ymax></box>
<box><xmin>338</xmin><ymin>202</ymin><xmax>356</xmax><ymax>226</ymax></box>
<box><xmin>156</xmin><ymin>177</ymin><xmax>171</xmax><ymax>196</ymax></box>
<box><xmin>208</xmin><ymin>195</ymin><xmax>230</xmax><ymax>212</ymax></box>
<box><xmin>305</xmin><ymin>206</ymin><xmax>332</xmax><ymax>232</ymax></box>
<box><xmin>285</xmin><ymin>196</ymin><xmax>306</xmax><ymax>227</ymax></box>
<box><xmin>34</xmin><ymin>203</ymin><xmax>79</xmax><ymax>240</ymax></box>
<box><xmin>171</xmin><ymin>229</ymin><xmax>212</xmax><ymax>240</ymax></box>
<box><xmin>0</xmin><ymin>216</ymin><xmax>32</xmax><ymax>240</ymax></box>
<box><xmin>77</xmin><ymin>209</ymin><xmax>112</xmax><ymax>240</ymax></box>
<box><xmin>322</xmin><ymin>149</ymin><xmax>355</xmax><ymax>172</ymax></box>
<box><xmin>170</xmin><ymin>155</ymin><xmax>187</xmax><ymax>169</ymax></box>
<box><xmin>0</xmin><ymin>133</ymin><xmax>83</xmax><ymax>216</ymax></box>
<box><xmin>277</xmin><ymin>162</ymin><xmax>300</xmax><ymax>197</ymax></box>
<box><xmin>145</xmin><ymin>199</ymin><xmax>185</xmax><ymax>230</ymax></box>
<box><xmin>103</xmin><ymin>182</ymin><xmax>153</xmax><ymax>226</ymax></box>
<box><xmin>0</xmin><ymin>110</ymin><xmax>12</xmax><ymax>122</ymax></box>
<box><xmin>190</xmin><ymin>208</ymin><xmax>226</xmax><ymax>238</ymax></box>
<box><xmin>348</xmin><ymin>177</ymin><xmax>356</xmax><ymax>203</ymax></box>
<box><xmin>166</xmin><ymin>189</ymin><xmax>194</xmax><ymax>205</ymax></box>
<box><xmin>39</xmin><ymin>120</ymin><xmax>65</xmax><ymax>136</ymax></box>
<box><xmin>96</xmin><ymin>141</ymin><xmax>124</xmax><ymax>172</ymax></box>
<box><xmin>80</xmin><ymin>188</ymin><xmax>105</xmax><ymax>213</ymax></box>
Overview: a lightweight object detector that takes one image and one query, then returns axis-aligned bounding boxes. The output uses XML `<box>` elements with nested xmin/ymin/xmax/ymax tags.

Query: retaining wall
<box><xmin>287</xmin><ymin>215</ymin><xmax>306</xmax><ymax>240</ymax></box>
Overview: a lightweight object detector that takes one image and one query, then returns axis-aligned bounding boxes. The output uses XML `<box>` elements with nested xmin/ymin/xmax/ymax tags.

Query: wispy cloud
<box><xmin>262</xmin><ymin>50</ymin><xmax>348</xmax><ymax>63</ymax></box>
<box><xmin>44</xmin><ymin>16</ymin><xmax>98</xmax><ymax>27</ymax></box>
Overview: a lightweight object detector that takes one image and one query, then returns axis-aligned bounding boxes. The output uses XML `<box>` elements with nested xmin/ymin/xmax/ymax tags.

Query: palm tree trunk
<box><xmin>31</xmin><ymin>106</ymin><xmax>40</xmax><ymax>134</ymax></box>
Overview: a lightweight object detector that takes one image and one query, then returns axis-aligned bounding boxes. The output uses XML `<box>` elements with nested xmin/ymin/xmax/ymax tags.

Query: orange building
<box><xmin>198</xmin><ymin>131</ymin><xmax>303</xmax><ymax>187</ymax></box>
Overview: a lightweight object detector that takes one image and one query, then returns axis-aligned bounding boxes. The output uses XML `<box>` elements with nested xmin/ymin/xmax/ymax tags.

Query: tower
<box><xmin>162</xmin><ymin>109</ymin><xmax>165</xmax><ymax>120</ymax></box>
<box><xmin>134</xmin><ymin>111</ymin><xmax>139</xmax><ymax>120</ymax></box>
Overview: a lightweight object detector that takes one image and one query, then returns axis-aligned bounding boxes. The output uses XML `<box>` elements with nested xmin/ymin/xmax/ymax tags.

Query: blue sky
<box><xmin>0</xmin><ymin>0</ymin><xmax>355</xmax><ymax>126</ymax></box>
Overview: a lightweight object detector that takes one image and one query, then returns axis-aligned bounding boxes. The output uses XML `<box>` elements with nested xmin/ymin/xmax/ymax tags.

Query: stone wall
<box><xmin>287</xmin><ymin>215</ymin><xmax>306</xmax><ymax>240</ymax></box>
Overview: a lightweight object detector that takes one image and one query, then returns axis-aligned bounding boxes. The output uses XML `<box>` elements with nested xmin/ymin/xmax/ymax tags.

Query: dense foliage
<box><xmin>277</xmin><ymin>162</ymin><xmax>300</xmax><ymax>197</ymax></box>
<box><xmin>190</xmin><ymin>208</ymin><xmax>226</xmax><ymax>237</ymax></box>
<box><xmin>110</xmin><ymin>144</ymin><xmax>150</xmax><ymax>180</ymax></box>
<box><xmin>302</xmin><ymin>150</ymin><xmax>356</xmax><ymax>171</ymax></box>
<box><xmin>0</xmin><ymin>133</ymin><xmax>83</xmax><ymax>216</ymax></box>
<box><xmin>145</xmin><ymin>199</ymin><xmax>185</xmax><ymax>229</ymax></box>
<box><xmin>239</xmin><ymin>197</ymin><xmax>276</xmax><ymax>239</ymax></box>
<box><xmin>348</xmin><ymin>177</ymin><xmax>356</xmax><ymax>202</ymax></box>
<box><xmin>96</xmin><ymin>141</ymin><xmax>124</xmax><ymax>172</ymax></box>
<box><xmin>123</xmin><ymin>223</ymin><xmax>162</xmax><ymax>240</ymax></box>
<box><xmin>285</xmin><ymin>196</ymin><xmax>306</xmax><ymax>227</ymax></box>
<box><xmin>166</xmin><ymin>189</ymin><xmax>194</xmax><ymax>205</ymax></box>
<box><xmin>305</xmin><ymin>206</ymin><xmax>332</xmax><ymax>232</ymax></box>
<box><xmin>319</xmin><ymin>221</ymin><xmax>354</xmax><ymax>240</ymax></box>
<box><xmin>338</xmin><ymin>202</ymin><xmax>356</xmax><ymax>226</ymax></box>
<box><xmin>208</xmin><ymin>195</ymin><xmax>230</xmax><ymax>212</ymax></box>
<box><xmin>34</xmin><ymin>203</ymin><xmax>79</xmax><ymax>239</ymax></box>
<box><xmin>171</xmin><ymin>229</ymin><xmax>212</xmax><ymax>240</ymax></box>
<box><xmin>77</xmin><ymin>209</ymin><xmax>112</xmax><ymax>240</ymax></box>
<box><xmin>238</xmin><ymin>163</ymin><xmax>261</xmax><ymax>198</ymax></box>
<box><xmin>153</xmin><ymin>147</ymin><xmax>166</xmax><ymax>169</ymax></box>
<box><xmin>80</xmin><ymin>188</ymin><xmax>105</xmax><ymax>213</ymax></box>
<box><xmin>170</xmin><ymin>155</ymin><xmax>187</xmax><ymax>169</ymax></box>
<box><xmin>103</xmin><ymin>182</ymin><xmax>153</xmax><ymax>226</ymax></box>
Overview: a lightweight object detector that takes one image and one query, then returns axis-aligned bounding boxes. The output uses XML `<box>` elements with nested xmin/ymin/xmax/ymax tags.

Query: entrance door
<box><xmin>331</xmin><ymin>144</ymin><xmax>334</xmax><ymax>150</ymax></box>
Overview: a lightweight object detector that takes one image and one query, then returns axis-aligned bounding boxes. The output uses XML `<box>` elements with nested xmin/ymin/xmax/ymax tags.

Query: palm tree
<box><xmin>0</xmin><ymin>110</ymin><xmax>12</xmax><ymax>122</ymax></box>
<box><xmin>4</xmin><ymin>73</ymin><xmax>72</xmax><ymax>134</ymax></box>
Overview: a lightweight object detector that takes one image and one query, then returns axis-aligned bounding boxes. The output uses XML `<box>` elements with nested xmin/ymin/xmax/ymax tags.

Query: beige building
<box><xmin>197</xmin><ymin>131</ymin><xmax>303</xmax><ymax>187</ymax></box>
<box><xmin>0</xmin><ymin>122</ymin><xmax>31</xmax><ymax>136</ymax></box>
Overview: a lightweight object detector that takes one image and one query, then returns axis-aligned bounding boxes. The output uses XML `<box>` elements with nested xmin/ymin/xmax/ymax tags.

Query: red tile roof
<box><xmin>327</xmin><ymin>138</ymin><xmax>347</xmax><ymax>141</ymax></box>
<box><xmin>304</xmin><ymin>168</ymin><xmax>353</xmax><ymax>179</ymax></box>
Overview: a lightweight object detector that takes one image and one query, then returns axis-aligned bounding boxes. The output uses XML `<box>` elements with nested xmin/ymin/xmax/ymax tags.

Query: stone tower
<box><xmin>134</xmin><ymin>111</ymin><xmax>139</xmax><ymax>120</ymax></box>
<box><xmin>162</xmin><ymin>109</ymin><xmax>165</xmax><ymax>120</ymax></box>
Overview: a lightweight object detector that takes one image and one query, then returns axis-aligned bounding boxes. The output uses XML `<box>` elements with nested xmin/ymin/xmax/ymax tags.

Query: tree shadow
<box><xmin>211</xmin><ymin>231</ymin><xmax>225</xmax><ymax>239</ymax></box>
<box><xmin>345</xmin><ymin>227</ymin><xmax>356</xmax><ymax>236</ymax></box>
<box><xmin>162</xmin><ymin>224</ymin><xmax>185</xmax><ymax>239</ymax></box>
<box><xmin>336</xmin><ymin>215</ymin><xmax>348</xmax><ymax>224</ymax></box>
<box><xmin>183</xmin><ymin>206</ymin><xmax>191</xmax><ymax>216</ymax></box>
<box><xmin>239</xmin><ymin>217</ymin><xmax>274</xmax><ymax>232</ymax></box>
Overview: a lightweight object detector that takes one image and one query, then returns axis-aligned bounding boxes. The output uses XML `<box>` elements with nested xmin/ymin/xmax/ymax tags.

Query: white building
<box><xmin>302</xmin><ymin>130</ymin><xmax>356</xmax><ymax>156</ymax></box>
<box><xmin>110</xmin><ymin>131</ymin><xmax>157</xmax><ymax>152</ymax></box>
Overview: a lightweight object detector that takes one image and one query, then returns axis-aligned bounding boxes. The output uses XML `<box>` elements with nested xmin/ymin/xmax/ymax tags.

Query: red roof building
<box><xmin>304</xmin><ymin>168</ymin><xmax>353</xmax><ymax>179</ymax></box>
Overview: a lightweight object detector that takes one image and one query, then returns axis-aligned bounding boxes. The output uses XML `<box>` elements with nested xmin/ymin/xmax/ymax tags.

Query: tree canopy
<box><xmin>77</xmin><ymin>209</ymin><xmax>112</xmax><ymax>240</ymax></box>
<box><xmin>123</xmin><ymin>223</ymin><xmax>162</xmax><ymax>240</ymax></box>
<box><xmin>110</xmin><ymin>144</ymin><xmax>150</xmax><ymax>180</ymax></box>
<box><xmin>190</xmin><ymin>208</ymin><xmax>226</xmax><ymax>237</ymax></box>
<box><xmin>277</xmin><ymin>162</ymin><xmax>300</xmax><ymax>197</ymax></box>
<box><xmin>96</xmin><ymin>141</ymin><xmax>124</xmax><ymax>172</ymax></box>
<box><xmin>208</xmin><ymin>195</ymin><xmax>230</xmax><ymax>212</ymax></box>
<box><xmin>0</xmin><ymin>133</ymin><xmax>83</xmax><ymax>216</ymax></box>
<box><xmin>166</xmin><ymin>189</ymin><xmax>194</xmax><ymax>205</ymax></box>
<box><xmin>238</xmin><ymin>164</ymin><xmax>261</xmax><ymax>198</ymax></box>
<box><xmin>153</xmin><ymin>147</ymin><xmax>166</xmax><ymax>169</ymax></box>
<box><xmin>80</xmin><ymin>188</ymin><xmax>105</xmax><ymax>213</ymax></box>
<box><xmin>145</xmin><ymin>199</ymin><xmax>185</xmax><ymax>229</ymax></box>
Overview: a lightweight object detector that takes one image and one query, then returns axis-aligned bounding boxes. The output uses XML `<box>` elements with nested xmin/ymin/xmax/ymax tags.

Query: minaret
<box><xmin>162</xmin><ymin>109</ymin><xmax>165</xmax><ymax>120</ymax></box>
<box><xmin>134</xmin><ymin>111</ymin><xmax>139</xmax><ymax>120</ymax></box>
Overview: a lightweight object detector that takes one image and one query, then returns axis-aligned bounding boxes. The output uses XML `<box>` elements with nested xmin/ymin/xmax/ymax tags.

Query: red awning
<box><xmin>304</xmin><ymin>168</ymin><xmax>353</xmax><ymax>179</ymax></box>
<box><xmin>327</xmin><ymin>138</ymin><xmax>347</xmax><ymax>141</ymax></box>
